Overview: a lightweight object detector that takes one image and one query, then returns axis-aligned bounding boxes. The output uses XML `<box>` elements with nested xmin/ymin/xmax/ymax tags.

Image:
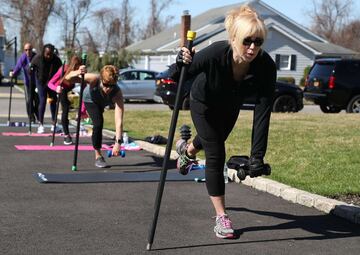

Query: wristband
<box><xmin>115</xmin><ymin>138</ymin><xmax>123</xmax><ymax>144</ymax></box>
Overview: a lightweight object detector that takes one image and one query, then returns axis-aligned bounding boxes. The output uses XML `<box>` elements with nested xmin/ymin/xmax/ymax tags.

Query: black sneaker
<box><xmin>95</xmin><ymin>156</ymin><xmax>107</xmax><ymax>168</ymax></box>
<box><xmin>249</xmin><ymin>156</ymin><xmax>264</xmax><ymax>177</ymax></box>
<box><xmin>64</xmin><ymin>135</ymin><xmax>73</xmax><ymax>145</ymax></box>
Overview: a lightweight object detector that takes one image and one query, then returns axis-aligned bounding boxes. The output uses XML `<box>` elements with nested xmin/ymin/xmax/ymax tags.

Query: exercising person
<box><xmin>64</xmin><ymin>65</ymin><xmax>124</xmax><ymax>168</ymax></box>
<box><xmin>48</xmin><ymin>55</ymin><xmax>88</xmax><ymax>145</ymax></box>
<box><xmin>174</xmin><ymin>5</ymin><xmax>276</xmax><ymax>238</ymax></box>
<box><xmin>30</xmin><ymin>44</ymin><xmax>62</xmax><ymax>133</ymax></box>
<box><xmin>11</xmin><ymin>42</ymin><xmax>39</xmax><ymax>123</ymax></box>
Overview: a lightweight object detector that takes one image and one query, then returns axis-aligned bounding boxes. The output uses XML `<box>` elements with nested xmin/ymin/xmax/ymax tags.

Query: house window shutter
<box><xmin>275</xmin><ymin>54</ymin><xmax>280</xmax><ymax>70</ymax></box>
<box><xmin>290</xmin><ymin>55</ymin><xmax>297</xmax><ymax>70</ymax></box>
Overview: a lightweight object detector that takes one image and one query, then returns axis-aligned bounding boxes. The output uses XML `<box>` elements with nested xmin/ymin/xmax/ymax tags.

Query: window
<box><xmin>139</xmin><ymin>71</ymin><xmax>155</xmax><ymax>80</ymax></box>
<box><xmin>275</xmin><ymin>54</ymin><xmax>297</xmax><ymax>71</ymax></box>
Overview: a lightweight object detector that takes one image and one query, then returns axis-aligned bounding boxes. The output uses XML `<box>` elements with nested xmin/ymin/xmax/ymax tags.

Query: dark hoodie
<box><xmin>30</xmin><ymin>44</ymin><xmax>62</xmax><ymax>86</ymax></box>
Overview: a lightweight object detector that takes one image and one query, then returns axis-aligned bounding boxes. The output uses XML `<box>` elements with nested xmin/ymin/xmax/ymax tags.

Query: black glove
<box><xmin>249</xmin><ymin>156</ymin><xmax>264</xmax><ymax>171</ymax></box>
<box><xmin>176</xmin><ymin>49</ymin><xmax>185</xmax><ymax>68</ymax></box>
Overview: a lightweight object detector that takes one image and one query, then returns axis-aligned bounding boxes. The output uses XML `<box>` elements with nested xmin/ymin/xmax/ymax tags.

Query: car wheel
<box><xmin>320</xmin><ymin>104</ymin><xmax>341</xmax><ymax>113</ymax></box>
<box><xmin>346</xmin><ymin>95</ymin><xmax>360</xmax><ymax>113</ymax></box>
<box><xmin>272</xmin><ymin>95</ymin><xmax>297</xmax><ymax>112</ymax></box>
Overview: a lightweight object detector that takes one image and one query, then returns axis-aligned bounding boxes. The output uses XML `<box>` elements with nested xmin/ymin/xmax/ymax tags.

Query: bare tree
<box><xmin>309</xmin><ymin>0</ymin><xmax>353</xmax><ymax>42</ymax></box>
<box><xmin>0</xmin><ymin>0</ymin><xmax>55</xmax><ymax>51</ymax></box>
<box><xmin>141</xmin><ymin>0</ymin><xmax>175</xmax><ymax>39</ymax></box>
<box><xmin>90</xmin><ymin>0</ymin><xmax>134</xmax><ymax>52</ymax></box>
<box><xmin>339</xmin><ymin>20</ymin><xmax>360</xmax><ymax>52</ymax></box>
<box><xmin>53</xmin><ymin>0</ymin><xmax>92</xmax><ymax>50</ymax></box>
<box><xmin>120</xmin><ymin>0</ymin><xmax>134</xmax><ymax>48</ymax></box>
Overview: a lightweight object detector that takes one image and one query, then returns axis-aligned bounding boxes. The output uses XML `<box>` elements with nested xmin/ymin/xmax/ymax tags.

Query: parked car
<box><xmin>154</xmin><ymin>65</ymin><xmax>303</xmax><ymax>112</ymax></box>
<box><xmin>304</xmin><ymin>58</ymin><xmax>360</xmax><ymax>113</ymax></box>
<box><xmin>117</xmin><ymin>68</ymin><xmax>158</xmax><ymax>102</ymax></box>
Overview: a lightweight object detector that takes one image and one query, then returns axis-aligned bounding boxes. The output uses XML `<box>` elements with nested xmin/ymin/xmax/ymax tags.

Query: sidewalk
<box><xmin>0</xmin><ymin>84</ymin><xmax>25</xmax><ymax>99</ymax></box>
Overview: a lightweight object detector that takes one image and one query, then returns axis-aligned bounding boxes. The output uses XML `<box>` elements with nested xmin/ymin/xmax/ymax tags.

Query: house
<box><xmin>126</xmin><ymin>0</ymin><xmax>358</xmax><ymax>85</ymax></box>
<box><xmin>0</xmin><ymin>16</ymin><xmax>19</xmax><ymax>83</ymax></box>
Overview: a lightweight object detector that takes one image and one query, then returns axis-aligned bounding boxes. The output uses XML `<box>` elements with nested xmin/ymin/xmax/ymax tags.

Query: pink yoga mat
<box><xmin>15</xmin><ymin>144</ymin><xmax>111</xmax><ymax>151</ymax></box>
<box><xmin>2</xmin><ymin>132</ymin><xmax>90</xmax><ymax>137</ymax></box>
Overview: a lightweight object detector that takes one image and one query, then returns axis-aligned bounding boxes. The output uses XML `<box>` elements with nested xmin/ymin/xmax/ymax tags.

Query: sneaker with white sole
<box><xmin>63</xmin><ymin>135</ymin><xmax>73</xmax><ymax>145</ymax></box>
<box><xmin>214</xmin><ymin>214</ymin><xmax>235</xmax><ymax>239</ymax></box>
<box><xmin>95</xmin><ymin>156</ymin><xmax>107</xmax><ymax>168</ymax></box>
<box><xmin>37</xmin><ymin>125</ymin><xmax>45</xmax><ymax>134</ymax></box>
<box><xmin>176</xmin><ymin>139</ymin><xmax>198</xmax><ymax>175</ymax></box>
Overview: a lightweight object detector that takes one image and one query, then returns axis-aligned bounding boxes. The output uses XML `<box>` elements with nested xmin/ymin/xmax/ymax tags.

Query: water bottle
<box><xmin>123</xmin><ymin>132</ymin><xmax>129</xmax><ymax>145</ymax></box>
<box><xmin>80</xmin><ymin>125</ymin><xmax>87</xmax><ymax>136</ymax></box>
<box><xmin>224</xmin><ymin>163</ymin><xmax>229</xmax><ymax>184</ymax></box>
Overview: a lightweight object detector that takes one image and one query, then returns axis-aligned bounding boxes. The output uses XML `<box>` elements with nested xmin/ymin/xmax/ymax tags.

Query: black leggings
<box><xmin>190</xmin><ymin>100</ymin><xmax>241</xmax><ymax>196</ymax></box>
<box><xmin>59</xmin><ymin>87</ymin><xmax>73</xmax><ymax>135</ymax></box>
<box><xmin>36</xmin><ymin>80</ymin><xmax>57</xmax><ymax>124</ymax></box>
<box><xmin>84</xmin><ymin>102</ymin><xmax>104</xmax><ymax>150</ymax></box>
<box><xmin>24</xmin><ymin>81</ymin><xmax>39</xmax><ymax>121</ymax></box>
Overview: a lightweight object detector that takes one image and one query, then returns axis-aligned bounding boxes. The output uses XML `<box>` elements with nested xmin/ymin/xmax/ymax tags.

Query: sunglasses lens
<box><xmin>243</xmin><ymin>37</ymin><xmax>263</xmax><ymax>47</ymax></box>
<box><xmin>243</xmin><ymin>38</ymin><xmax>252</xmax><ymax>46</ymax></box>
<box><xmin>254</xmin><ymin>38</ymin><xmax>263</xmax><ymax>46</ymax></box>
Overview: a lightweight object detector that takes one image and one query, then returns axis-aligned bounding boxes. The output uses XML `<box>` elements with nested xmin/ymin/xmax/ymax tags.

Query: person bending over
<box><xmin>174</xmin><ymin>5</ymin><xmax>276</xmax><ymax>239</ymax></box>
<box><xmin>65</xmin><ymin>65</ymin><xmax>124</xmax><ymax>168</ymax></box>
<box><xmin>48</xmin><ymin>55</ymin><xmax>87</xmax><ymax>145</ymax></box>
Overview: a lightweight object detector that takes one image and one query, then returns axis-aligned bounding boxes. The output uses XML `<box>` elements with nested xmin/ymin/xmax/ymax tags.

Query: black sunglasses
<box><xmin>24</xmin><ymin>49</ymin><xmax>32</xmax><ymax>51</ymax></box>
<box><xmin>243</xmin><ymin>37</ymin><xmax>264</xmax><ymax>47</ymax></box>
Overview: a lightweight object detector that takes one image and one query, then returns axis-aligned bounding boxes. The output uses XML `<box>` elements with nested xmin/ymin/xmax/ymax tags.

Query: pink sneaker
<box><xmin>214</xmin><ymin>214</ymin><xmax>235</xmax><ymax>239</ymax></box>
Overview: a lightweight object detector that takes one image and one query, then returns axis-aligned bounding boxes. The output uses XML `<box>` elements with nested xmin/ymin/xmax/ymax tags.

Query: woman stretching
<box><xmin>65</xmin><ymin>65</ymin><xmax>125</xmax><ymax>168</ymax></box>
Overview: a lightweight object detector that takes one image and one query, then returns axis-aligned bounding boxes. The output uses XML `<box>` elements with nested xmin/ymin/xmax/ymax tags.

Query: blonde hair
<box><xmin>100</xmin><ymin>65</ymin><xmax>119</xmax><ymax>85</ymax></box>
<box><xmin>224</xmin><ymin>5</ymin><xmax>267</xmax><ymax>47</ymax></box>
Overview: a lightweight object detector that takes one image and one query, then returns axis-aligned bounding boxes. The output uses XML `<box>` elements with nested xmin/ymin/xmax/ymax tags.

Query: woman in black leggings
<box><xmin>48</xmin><ymin>55</ymin><xmax>83</xmax><ymax>145</ymax></box>
<box><xmin>174</xmin><ymin>5</ymin><xmax>276</xmax><ymax>239</ymax></box>
<box><xmin>65</xmin><ymin>65</ymin><xmax>124</xmax><ymax>168</ymax></box>
<box><xmin>31</xmin><ymin>44</ymin><xmax>62</xmax><ymax>134</ymax></box>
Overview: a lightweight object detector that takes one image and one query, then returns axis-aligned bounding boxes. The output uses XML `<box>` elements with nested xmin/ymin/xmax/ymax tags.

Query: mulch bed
<box><xmin>330</xmin><ymin>194</ymin><xmax>360</xmax><ymax>207</ymax></box>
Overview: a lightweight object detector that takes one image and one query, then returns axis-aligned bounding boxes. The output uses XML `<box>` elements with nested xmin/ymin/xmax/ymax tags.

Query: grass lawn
<box><xmin>103</xmin><ymin>109</ymin><xmax>360</xmax><ymax>198</ymax></box>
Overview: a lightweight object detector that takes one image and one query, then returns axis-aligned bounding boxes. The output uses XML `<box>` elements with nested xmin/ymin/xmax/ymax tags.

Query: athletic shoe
<box><xmin>176</xmin><ymin>153</ymin><xmax>198</xmax><ymax>175</ymax></box>
<box><xmin>51</xmin><ymin>125</ymin><xmax>62</xmax><ymax>133</ymax></box>
<box><xmin>37</xmin><ymin>125</ymin><xmax>45</xmax><ymax>134</ymax></box>
<box><xmin>63</xmin><ymin>135</ymin><xmax>73</xmax><ymax>145</ymax></box>
<box><xmin>214</xmin><ymin>214</ymin><xmax>235</xmax><ymax>239</ymax></box>
<box><xmin>95</xmin><ymin>156</ymin><xmax>107</xmax><ymax>168</ymax></box>
<box><xmin>176</xmin><ymin>139</ymin><xmax>188</xmax><ymax>155</ymax></box>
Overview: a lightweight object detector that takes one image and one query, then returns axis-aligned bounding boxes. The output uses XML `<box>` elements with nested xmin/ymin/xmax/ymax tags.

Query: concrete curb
<box><xmin>75</xmin><ymin>123</ymin><xmax>360</xmax><ymax>225</ymax></box>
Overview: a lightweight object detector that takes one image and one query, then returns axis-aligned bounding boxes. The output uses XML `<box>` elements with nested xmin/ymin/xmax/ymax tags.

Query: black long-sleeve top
<box><xmin>30</xmin><ymin>54</ymin><xmax>62</xmax><ymax>86</ymax></box>
<box><xmin>173</xmin><ymin>40</ymin><xmax>277</xmax><ymax>158</ymax></box>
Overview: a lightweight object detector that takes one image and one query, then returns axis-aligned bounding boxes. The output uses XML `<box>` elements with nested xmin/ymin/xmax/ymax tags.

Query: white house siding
<box><xmin>132</xmin><ymin>55</ymin><xmax>177</xmax><ymax>72</ymax></box>
<box><xmin>265</xmin><ymin>29</ymin><xmax>315</xmax><ymax>85</ymax></box>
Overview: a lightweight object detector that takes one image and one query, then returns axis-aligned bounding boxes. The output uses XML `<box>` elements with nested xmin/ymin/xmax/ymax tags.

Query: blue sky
<box><xmin>37</xmin><ymin>0</ymin><xmax>360</xmax><ymax>46</ymax></box>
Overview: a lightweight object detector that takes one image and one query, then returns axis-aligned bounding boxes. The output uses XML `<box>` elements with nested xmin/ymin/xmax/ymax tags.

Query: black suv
<box><xmin>154</xmin><ymin>65</ymin><xmax>303</xmax><ymax>112</ymax></box>
<box><xmin>304</xmin><ymin>58</ymin><xmax>360</xmax><ymax>113</ymax></box>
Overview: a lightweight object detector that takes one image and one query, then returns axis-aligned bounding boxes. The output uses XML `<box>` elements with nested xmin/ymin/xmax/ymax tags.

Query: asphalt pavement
<box><xmin>0</xmin><ymin>84</ymin><xmax>359</xmax><ymax>254</ymax></box>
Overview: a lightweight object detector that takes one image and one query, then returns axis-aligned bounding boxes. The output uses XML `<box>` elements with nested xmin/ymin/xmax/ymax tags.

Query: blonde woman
<box><xmin>65</xmin><ymin>65</ymin><xmax>124</xmax><ymax>168</ymax></box>
<box><xmin>174</xmin><ymin>5</ymin><xmax>276</xmax><ymax>238</ymax></box>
